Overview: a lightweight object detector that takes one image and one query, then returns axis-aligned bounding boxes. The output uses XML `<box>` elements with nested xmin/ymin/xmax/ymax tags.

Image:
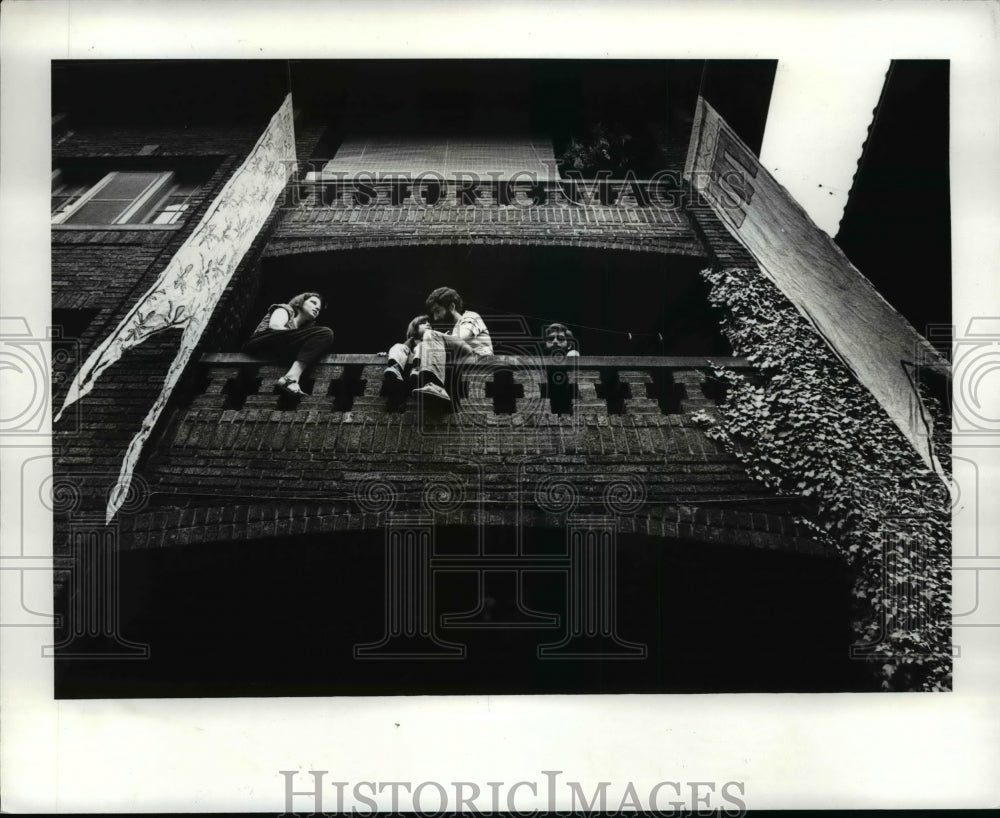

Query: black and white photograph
<box><xmin>44</xmin><ymin>55</ymin><xmax>954</xmax><ymax>699</ymax></box>
<box><xmin>2</xmin><ymin>1</ymin><xmax>999</xmax><ymax>814</ymax></box>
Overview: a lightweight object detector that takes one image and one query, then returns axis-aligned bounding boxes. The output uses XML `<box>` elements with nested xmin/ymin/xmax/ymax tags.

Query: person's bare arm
<box><xmin>268</xmin><ymin>308</ymin><xmax>292</xmax><ymax>331</ymax></box>
<box><xmin>453</xmin><ymin>322</ymin><xmax>475</xmax><ymax>342</ymax></box>
<box><xmin>440</xmin><ymin>333</ymin><xmax>475</xmax><ymax>357</ymax></box>
<box><xmin>452</xmin><ymin>317</ymin><xmax>483</xmax><ymax>354</ymax></box>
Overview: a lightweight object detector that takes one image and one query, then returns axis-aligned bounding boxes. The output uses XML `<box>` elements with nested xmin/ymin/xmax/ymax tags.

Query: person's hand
<box><xmin>376</xmin><ymin>351</ymin><xmax>388</xmax><ymax>357</ymax></box>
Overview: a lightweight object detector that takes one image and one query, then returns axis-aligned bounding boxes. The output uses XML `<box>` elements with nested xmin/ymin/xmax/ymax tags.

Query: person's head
<box><xmin>405</xmin><ymin>314</ymin><xmax>432</xmax><ymax>344</ymax></box>
<box><xmin>425</xmin><ymin>287</ymin><xmax>463</xmax><ymax>322</ymax></box>
<box><xmin>543</xmin><ymin>322</ymin><xmax>577</xmax><ymax>354</ymax></box>
<box><xmin>288</xmin><ymin>292</ymin><xmax>323</xmax><ymax>324</ymax></box>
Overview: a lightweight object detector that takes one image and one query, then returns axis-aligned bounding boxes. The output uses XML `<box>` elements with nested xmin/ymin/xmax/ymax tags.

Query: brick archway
<box><xmin>120</xmin><ymin>498</ymin><xmax>822</xmax><ymax>557</ymax></box>
<box><xmin>265</xmin><ymin>232</ymin><xmax>706</xmax><ymax>259</ymax></box>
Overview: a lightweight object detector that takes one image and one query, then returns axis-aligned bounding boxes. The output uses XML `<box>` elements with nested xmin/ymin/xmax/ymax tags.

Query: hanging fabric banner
<box><xmin>684</xmin><ymin>96</ymin><xmax>950</xmax><ymax>478</ymax></box>
<box><xmin>54</xmin><ymin>93</ymin><xmax>296</xmax><ymax>521</ymax></box>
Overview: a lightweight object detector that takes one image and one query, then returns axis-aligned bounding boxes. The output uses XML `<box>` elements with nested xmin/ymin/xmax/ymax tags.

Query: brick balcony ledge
<box><xmin>148</xmin><ymin>352</ymin><xmax>813</xmax><ymax>553</ymax></box>
<box><xmin>200</xmin><ymin>352</ymin><xmax>751</xmax><ymax>367</ymax></box>
<box><xmin>196</xmin><ymin>353</ymin><xmax>752</xmax><ymax>415</ymax></box>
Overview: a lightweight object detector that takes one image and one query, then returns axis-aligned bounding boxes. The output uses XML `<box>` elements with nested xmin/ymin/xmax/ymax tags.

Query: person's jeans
<box><xmin>416</xmin><ymin>331</ymin><xmax>484</xmax><ymax>386</ymax></box>
<box><xmin>387</xmin><ymin>333</ymin><xmax>487</xmax><ymax>387</ymax></box>
<box><xmin>386</xmin><ymin>341</ymin><xmax>419</xmax><ymax>374</ymax></box>
<box><xmin>243</xmin><ymin>325</ymin><xmax>334</xmax><ymax>366</ymax></box>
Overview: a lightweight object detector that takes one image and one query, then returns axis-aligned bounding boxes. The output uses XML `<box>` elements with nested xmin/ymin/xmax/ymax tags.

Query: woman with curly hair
<box><xmin>243</xmin><ymin>292</ymin><xmax>334</xmax><ymax>397</ymax></box>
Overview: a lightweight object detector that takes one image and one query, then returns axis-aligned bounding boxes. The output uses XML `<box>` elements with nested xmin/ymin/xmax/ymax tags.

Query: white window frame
<box><xmin>51</xmin><ymin>171</ymin><xmax>175</xmax><ymax>226</ymax></box>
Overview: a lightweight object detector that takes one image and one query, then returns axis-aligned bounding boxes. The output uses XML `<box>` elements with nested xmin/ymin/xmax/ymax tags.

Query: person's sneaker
<box><xmin>413</xmin><ymin>382</ymin><xmax>451</xmax><ymax>404</ymax></box>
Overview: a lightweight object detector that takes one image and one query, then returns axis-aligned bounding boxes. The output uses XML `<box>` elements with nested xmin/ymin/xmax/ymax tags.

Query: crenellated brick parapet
<box><xmin>119</xmin><ymin>353</ymin><xmax>824</xmax><ymax>556</ymax></box>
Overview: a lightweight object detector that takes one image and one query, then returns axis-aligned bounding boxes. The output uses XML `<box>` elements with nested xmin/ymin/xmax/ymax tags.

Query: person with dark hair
<box><xmin>243</xmin><ymin>291</ymin><xmax>334</xmax><ymax>397</ymax></box>
<box><xmin>542</xmin><ymin>322</ymin><xmax>580</xmax><ymax>357</ymax></box>
<box><xmin>383</xmin><ymin>314</ymin><xmax>432</xmax><ymax>382</ymax></box>
<box><xmin>410</xmin><ymin>286</ymin><xmax>493</xmax><ymax>405</ymax></box>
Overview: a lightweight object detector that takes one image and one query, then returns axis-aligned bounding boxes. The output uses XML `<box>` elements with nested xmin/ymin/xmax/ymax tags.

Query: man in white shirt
<box><xmin>412</xmin><ymin>286</ymin><xmax>493</xmax><ymax>405</ymax></box>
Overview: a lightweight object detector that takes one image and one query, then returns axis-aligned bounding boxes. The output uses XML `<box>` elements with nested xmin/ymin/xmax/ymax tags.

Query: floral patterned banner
<box><xmin>54</xmin><ymin>94</ymin><xmax>296</xmax><ymax>521</ymax></box>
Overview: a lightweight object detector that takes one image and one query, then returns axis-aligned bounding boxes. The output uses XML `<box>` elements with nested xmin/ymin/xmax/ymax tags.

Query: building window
<box><xmin>51</xmin><ymin>169</ymin><xmax>202</xmax><ymax>227</ymax></box>
<box><xmin>147</xmin><ymin>179</ymin><xmax>201</xmax><ymax>225</ymax></box>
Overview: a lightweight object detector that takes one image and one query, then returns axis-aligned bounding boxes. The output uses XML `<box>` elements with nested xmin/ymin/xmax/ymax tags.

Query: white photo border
<box><xmin>1</xmin><ymin>0</ymin><xmax>998</xmax><ymax>812</ymax></box>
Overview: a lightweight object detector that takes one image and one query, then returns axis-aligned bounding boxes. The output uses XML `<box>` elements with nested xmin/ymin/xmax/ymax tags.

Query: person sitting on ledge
<box><xmin>243</xmin><ymin>292</ymin><xmax>334</xmax><ymax>397</ymax></box>
<box><xmin>542</xmin><ymin>322</ymin><xmax>580</xmax><ymax>358</ymax></box>
<box><xmin>383</xmin><ymin>314</ymin><xmax>432</xmax><ymax>385</ymax></box>
<box><xmin>409</xmin><ymin>286</ymin><xmax>493</xmax><ymax>406</ymax></box>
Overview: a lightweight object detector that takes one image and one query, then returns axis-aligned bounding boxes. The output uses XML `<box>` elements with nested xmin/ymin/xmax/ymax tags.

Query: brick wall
<box><xmin>51</xmin><ymin>116</ymin><xmax>329</xmax><ymax>566</ymax></box>
<box><xmin>686</xmin><ymin>187</ymin><xmax>757</xmax><ymax>266</ymax></box>
<box><xmin>53</xmin><ymin>123</ymin><xmax>269</xmax><ymax>159</ymax></box>
<box><xmin>111</xmin><ymin>359</ymin><xmax>824</xmax><ymax>556</ymax></box>
<box><xmin>268</xmin><ymin>180</ymin><xmax>707</xmax><ymax>258</ymax></box>
<box><xmin>52</xmin><ymin>119</ymin><xmax>824</xmax><ymax>581</ymax></box>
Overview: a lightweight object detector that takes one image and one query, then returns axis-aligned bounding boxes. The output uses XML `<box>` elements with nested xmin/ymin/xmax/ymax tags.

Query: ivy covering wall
<box><xmin>695</xmin><ymin>266</ymin><xmax>951</xmax><ymax>691</ymax></box>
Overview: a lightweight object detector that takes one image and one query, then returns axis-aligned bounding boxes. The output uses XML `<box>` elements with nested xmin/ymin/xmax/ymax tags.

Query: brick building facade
<box><xmin>50</xmin><ymin>60</ymin><xmax>928</xmax><ymax>695</ymax></box>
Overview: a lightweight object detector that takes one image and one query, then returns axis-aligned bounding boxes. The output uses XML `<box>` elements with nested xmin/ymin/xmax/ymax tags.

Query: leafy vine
<box><xmin>695</xmin><ymin>266</ymin><xmax>951</xmax><ymax>691</ymax></box>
